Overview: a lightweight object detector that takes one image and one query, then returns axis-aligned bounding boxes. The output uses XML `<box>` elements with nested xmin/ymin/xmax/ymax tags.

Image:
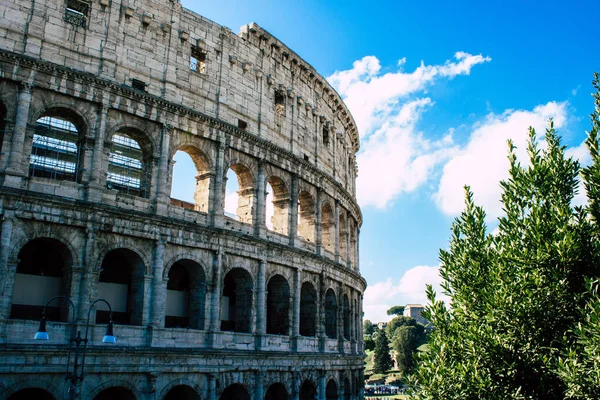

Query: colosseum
<box><xmin>0</xmin><ymin>0</ymin><xmax>365</xmax><ymax>399</ymax></box>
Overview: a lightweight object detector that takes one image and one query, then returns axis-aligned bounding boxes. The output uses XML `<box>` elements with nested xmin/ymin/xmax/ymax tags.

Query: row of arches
<box><xmin>0</xmin><ymin>100</ymin><xmax>359</xmax><ymax>267</ymax></box>
<box><xmin>6</xmin><ymin>379</ymin><xmax>356</xmax><ymax>400</ymax></box>
<box><xmin>9</xmin><ymin>237</ymin><xmax>359</xmax><ymax>340</ymax></box>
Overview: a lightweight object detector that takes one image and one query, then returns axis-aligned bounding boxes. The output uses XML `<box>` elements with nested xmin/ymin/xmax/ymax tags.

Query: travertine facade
<box><xmin>0</xmin><ymin>0</ymin><xmax>365</xmax><ymax>399</ymax></box>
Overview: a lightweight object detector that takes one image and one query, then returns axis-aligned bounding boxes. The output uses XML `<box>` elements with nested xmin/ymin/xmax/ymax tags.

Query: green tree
<box><xmin>387</xmin><ymin>305</ymin><xmax>405</xmax><ymax>316</ymax></box>
<box><xmin>411</xmin><ymin>78</ymin><xmax>600</xmax><ymax>399</ymax></box>
<box><xmin>364</xmin><ymin>335</ymin><xmax>376</xmax><ymax>351</ymax></box>
<box><xmin>364</xmin><ymin>319</ymin><xmax>377</xmax><ymax>336</ymax></box>
<box><xmin>392</xmin><ymin>324</ymin><xmax>426</xmax><ymax>374</ymax></box>
<box><xmin>374</xmin><ymin>330</ymin><xmax>394</xmax><ymax>374</ymax></box>
<box><xmin>386</xmin><ymin>315</ymin><xmax>418</xmax><ymax>338</ymax></box>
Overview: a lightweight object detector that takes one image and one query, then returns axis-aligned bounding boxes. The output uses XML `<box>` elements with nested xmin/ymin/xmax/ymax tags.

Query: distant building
<box><xmin>377</xmin><ymin>321</ymin><xmax>388</xmax><ymax>330</ymax></box>
<box><xmin>404</xmin><ymin>304</ymin><xmax>429</xmax><ymax>326</ymax></box>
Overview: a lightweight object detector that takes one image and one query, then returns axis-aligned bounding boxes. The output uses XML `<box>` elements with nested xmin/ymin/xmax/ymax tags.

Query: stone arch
<box><xmin>265</xmin><ymin>174</ymin><xmax>289</xmax><ymax>235</ymax></box>
<box><xmin>106</xmin><ymin>125</ymin><xmax>154</xmax><ymax>198</ymax></box>
<box><xmin>321</xmin><ymin>202</ymin><xmax>335</xmax><ymax>254</ymax></box>
<box><xmin>221</xmin><ymin>267</ymin><xmax>254</xmax><ymax>333</ymax></box>
<box><xmin>2</xmin><ymin>378</ymin><xmax>62</xmax><ymax>400</ymax></box>
<box><xmin>158</xmin><ymin>379</ymin><xmax>202</xmax><ymax>400</ymax></box>
<box><xmin>299</xmin><ymin>380</ymin><xmax>317</xmax><ymax>400</ymax></box>
<box><xmin>97</xmin><ymin>248</ymin><xmax>148</xmax><ymax>326</ymax></box>
<box><xmin>343</xmin><ymin>377</ymin><xmax>351</xmax><ymax>400</ymax></box>
<box><xmin>343</xmin><ymin>293</ymin><xmax>350</xmax><ymax>340</ymax></box>
<box><xmin>298</xmin><ymin>190</ymin><xmax>315</xmax><ymax>242</ymax></box>
<box><xmin>94</xmin><ymin>243</ymin><xmax>151</xmax><ymax>275</ymax></box>
<box><xmin>338</xmin><ymin>211</ymin><xmax>348</xmax><ymax>263</ymax></box>
<box><xmin>325</xmin><ymin>288</ymin><xmax>337</xmax><ymax>339</ymax></box>
<box><xmin>165</xmin><ymin>258</ymin><xmax>207</xmax><ymax>329</ymax></box>
<box><xmin>163</xmin><ymin>253</ymin><xmax>209</xmax><ymax>281</ymax></box>
<box><xmin>300</xmin><ymin>281</ymin><xmax>317</xmax><ymax>337</ymax></box>
<box><xmin>8</xmin><ymin>228</ymin><xmax>79</xmax><ymax>268</ymax></box>
<box><xmin>325</xmin><ymin>379</ymin><xmax>338</xmax><ymax>400</ymax></box>
<box><xmin>10</xmin><ymin>237</ymin><xmax>74</xmax><ymax>322</ymax></box>
<box><xmin>171</xmin><ymin>145</ymin><xmax>213</xmax><ymax>212</ymax></box>
<box><xmin>163</xmin><ymin>384</ymin><xmax>199</xmax><ymax>400</ymax></box>
<box><xmin>86</xmin><ymin>379</ymin><xmax>142</xmax><ymax>400</ymax></box>
<box><xmin>265</xmin><ymin>382</ymin><xmax>288</xmax><ymax>400</ymax></box>
<box><xmin>29</xmin><ymin>106</ymin><xmax>88</xmax><ymax>182</ymax></box>
<box><xmin>220</xmin><ymin>383</ymin><xmax>250</xmax><ymax>400</ymax></box>
<box><xmin>266</xmin><ymin>274</ymin><xmax>290</xmax><ymax>335</ymax></box>
<box><xmin>224</xmin><ymin>162</ymin><xmax>255</xmax><ymax>224</ymax></box>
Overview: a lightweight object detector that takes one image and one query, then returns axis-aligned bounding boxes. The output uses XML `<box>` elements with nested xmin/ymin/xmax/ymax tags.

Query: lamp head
<box><xmin>102</xmin><ymin>321</ymin><xmax>116</xmax><ymax>344</ymax></box>
<box><xmin>34</xmin><ymin>317</ymin><xmax>49</xmax><ymax>340</ymax></box>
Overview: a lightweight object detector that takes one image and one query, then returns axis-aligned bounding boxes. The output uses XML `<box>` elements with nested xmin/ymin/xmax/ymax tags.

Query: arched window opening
<box><xmin>170</xmin><ymin>147</ymin><xmax>211</xmax><ymax>212</ymax></box>
<box><xmin>0</xmin><ymin>103</ymin><xmax>7</xmax><ymax>154</ymax></box>
<box><xmin>339</xmin><ymin>212</ymin><xmax>348</xmax><ymax>262</ymax></box>
<box><xmin>97</xmin><ymin>249</ymin><xmax>146</xmax><ymax>326</ymax></box>
<box><xmin>349</xmin><ymin>221</ymin><xmax>357</xmax><ymax>268</ymax></box>
<box><xmin>297</xmin><ymin>191</ymin><xmax>315</xmax><ymax>242</ymax></box>
<box><xmin>107</xmin><ymin>132</ymin><xmax>150</xmax><ymax>197</ymax></box>
<box><xmin>220</xmin><ymin>384</ymin><xmax>250</xmax><ymax>400</ymax></box>
<box><xmin>343</xmin><ymin>294</ymin><xmax>350</xmax><ymax>340</ymax></box>
<box><xmin>221</xmin><ymin>268</ymin><xmax>253</xmax><ymax>333</ymax></box>
<box><xmin>266</xmin><ymin>275</ymin><xmax>290</xmax><ymax>335</ymax></box>
<box><xmin>300</xmin><ymin>282</ymin><xmax>317</xmax><ymax>337</ymax></box>
<box><xmin>326</xmin><ymin>380</ymin><xmax>338</xmax><ymax>400</ymax></box>
<box><xmin>344</xmin><ymin>378</ymin><xmax>351</xmax><ymax>400</ymax></box>
<box><xmin>164</xmin><ymin>385</ymin><xmax>198</xmax><ymax>400</ymax></box>
<box><xmin>30</xmin><ymin>115</ymin><xmax>82</xmax><ymax>182</ymax></box>
<box><xmin>325</xmin><ymin>289</ymin><xmax>337</xmax><ymax>339</ymax></box>
<box><xmin>266</xmin><ymin>176</ymin><xmax>289</xmax><ymax>235</ymax></box>
<box><xmin>224</xmin><ymin>164</ymin><xmax>254</xmax><ymax>224</ymax></box>
<box><xmin>8</xmin><ymin>388</ymin><xmax>55</xmax><ymax>400</ymax></box>
<box><xmin>321</xmin><ymin>203</ymin><xmax>335</xmax><ymax>254</ymax></box>
<box><xmin>354</xmin><ymin>299</ymin><xmax>359</xmax><ymax>341</ymax></box>
<box><xmin>11</xmin><ymin>238</ymin><xmax>72</xmax><ymax>322</ymax></box>
<box><xmin>265</xmin><ymin>383</ymin><xmax>288</xmax><ymax>400</ymax></box>
<box><xmin>299</xmin><ymin>381</ymin><xmax>317</xmax><ymax>400</ymax></box>
<box><xmin>166</xmin><ymin>259</ymin><xmax>206</xmax><ymax>329</ymax></box>
<box><xmin>93</xmin><ymin>387</ymin><xmax>136</xmax><ymax>400</ymax></box>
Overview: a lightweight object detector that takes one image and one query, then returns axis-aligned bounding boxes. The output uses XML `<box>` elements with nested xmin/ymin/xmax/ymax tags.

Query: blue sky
<box><xmin>177</xmin><ymin>0</ymin><xmax>600</xmax><ymax>322</ymax></box>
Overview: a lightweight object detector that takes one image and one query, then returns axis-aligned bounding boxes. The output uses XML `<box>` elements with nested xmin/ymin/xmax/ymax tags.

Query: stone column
<box><xmin>291</xmin><ymin>267</ymin><xmax>301</xmax><ymax>351</ymax></box>
<box><xmin>339</xmin><ymin>373</ymin><xmax>345</xmax><ymax>400</ymax></box>
<box><xmin>89</xmin><ymin>104</ymin><xmax>109</xmax><ymax>186</ymax></box>
<box><xmin>149</xmin><ymin>240</ymin><xmax>166</xmax><ymax>328</ymax></box>
<box><xmin>207</xmin><ymin>374</ymin><xmax>216</xmax><ymax>400</ymax></box>
<box><xmin>291</xmin><ymin>371</ymin><xmax>300</xmax><ymax>400</ymax></box>
<box><xmin>255</xmin><ymin>259</ymin><xmax>267</xmax><ymax>349</ymax></box>
<box><xmin>337</xmin><ymin>283</ymin><xmax>344</xmax><ymax>353</ymax></box>
<box><xmin>318</xmin><ymin>371</ymin><xmax>326</xmax><ymax>400</ymax></box>
<box><xmin>315</xmin><ymin>188</ymin><xmax>323</xmax><ymax>255</ymax></box>
<box><xmin>255</xmin><ymin>370</ymin><xmax>265</xmax><ymax>400</ymax></box>
<box><xmin>0</xmin><ymin>211</ymin><xmax>15</xmax><ymax>319</ymax></box>
<box><xmin>209</xmin><ymin>250</ymin><xmax>223</xmax><ymax>332</ymax></box>
<box><xmin>318</xmin><ymin>273</ymin><xmax>326</xmax><ymax>352</ymax></box>
<box><xmin>356</xmin><ymin>228</ymin><xmax>361</xmax><ymax>271</ymax></box>
<box><xmin>210</xmin><ymin>140</ymin><xmax>226</xmax><ymax>227</ymax></box>
<box><xmin>77</xmin><ymin>227</ymin><xmax>95</xmax><ymax>322</ymax></box>
<box><xmin>254</xmin><ymin>160</ymin><xmax>266</xmax><ymax>237</ymax></box>
<box><xmin>288</xmin><ymin>174</ymin><xmax>298</xmax><ymax>246</ymax></box>
<box><xmin>358</xmin><ymin>294</ymin><xmax>364</xmax><ymax>353</ymax></box>
<box><xmin>345</xmin><ymin>217</ymin><xmax>351</xmax><ymax>269</ymax></box>
<box><xmin>154</xmin><ymin>125</ymin><xmax>172</xmax><ymax>215</ymax></box>
<box><xmin>334</xmin><ymin>200</ymin><xmax>340</xmax><ymax>263</ymax></box>
<box><xmin>5</xmin><ymin>84</ymin><xmax>32</xmax><ymax>180</ymax></box>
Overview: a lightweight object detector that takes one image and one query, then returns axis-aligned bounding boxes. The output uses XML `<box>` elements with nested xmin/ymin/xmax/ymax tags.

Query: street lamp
<box><xmin>34</xmin><ymin>296</ymin><xmax>117</xmax><ymax>399</ymax></box>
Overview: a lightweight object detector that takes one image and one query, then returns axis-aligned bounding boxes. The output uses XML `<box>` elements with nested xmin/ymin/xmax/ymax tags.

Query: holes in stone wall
<box><xmin>0</xmin><ymin>102</ymin><xmax>6</xmax><ymax>154</ymax></box>
<box><xmin>324</xmin><ymin>288</ymin><xmax>337</xmax><ymax>339</ymax></box>
<box><xmin>107</xmin><ymin>132</ymin><xmax>150</xmax><ymax>198</ymax></box>
<box><xmin>343</xmin><ymin>294</ymin><xmax>350</xmax><ymax>340</ymax></box>
<box><xmin>321</xmin><ymin>203</ymin><xmax>334</xmax><ymax>253</ymax></box>
<box><xmin>165</xmin><ymin>259</ymin><xmax>206</xmax><ymax>329</ymax></box>
<box><xmin>266</xmin><ymin>176</ymin><xmax>289</xmax><ymax>235</ymax></box>
<box><xmin>266</xmin><ymin>274</ymin><xmax>290</xmax><ymax>335</ymax></box>
<box><xmin>326</xmin><ymin>380</ymin><xmax>338</xmax><ymax>400</ymax></box>
<box><xmin>274</xmin><ymin>90</ymin><xmax>286</xmax><ymax>118</ymax></box>
<box><xmin>224</xmin><ymin>164</ymin><xmax>254</xmax><ymax>224</ymax></box>
<box><xmin>265</xmin><ymin>383</ymin><xmax>288</xmax><ymax>400</ymax></box>
<box><xmin>164</xmin><ymin>385</ymin><xmax>199</xmax><ymax>400</ymax></box>
<box><xmin>297</xmin><ymin>191</ymin><xmax>315</xmax><ymax>242</ymax></box>
<box><xmin>190</xmin><ymin>46</ymin><xmax>207</xmax><ymax>73</ymax></box>
<box><xmin>300</xmin><ymin>381</ymin><xmax>317</xmax><ymax>400</ymax></box>
<box><xmin>339</xmin><ymin>212</ymin><xmax>348</xmax><ymax>263</ymax></box>
<box><xmin>220</xmin><ymin>384</ymin><xmax>250</xmax><ymax>400</ymax></box>
<box><xmin>300</xmin><ymin>282</ymin><xmax>317</xmax><ymax>337</ymax></box>
<box><xmin>171</xmin><ymin>147</ymin><xmax>211</xmax><ymax>212</ymax></box>
<box><xmin>64</xmin><ymin>0</ymin><xmax>89</xmax><ymax>28</ymax></box>
<box><xmin>221</xmin><ymin>268</ymin><xmax>253</xmax><ymax>333</ymax></box>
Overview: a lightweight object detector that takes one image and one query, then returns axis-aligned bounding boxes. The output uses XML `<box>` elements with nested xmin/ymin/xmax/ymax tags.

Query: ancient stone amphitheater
<box><xmin>0</xmin><ymin>0</ymin><xmax>365</xmax><ymax>399</ymax></box>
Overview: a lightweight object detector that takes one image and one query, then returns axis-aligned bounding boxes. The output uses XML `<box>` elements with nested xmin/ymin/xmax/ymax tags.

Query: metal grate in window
<box><xmin>64</xmin><ymin>0</ymin><xmax>89</xmax><ymax>28</ymax></box>
<box><xmin>29</xmin><ymin>117</ymin><xmax>80</xmax><ymax>181</ymax></box>
<box><xmin>107</xmin><ymin>134</ymin><xmax>149</xmax><ymax>197</ymax></box>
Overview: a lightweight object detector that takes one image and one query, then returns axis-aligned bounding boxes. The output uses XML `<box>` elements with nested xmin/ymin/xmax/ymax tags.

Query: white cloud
<box><xmin>328</xmin><ymin>52</ymin><xmax>490</xmax><ymax>209</ymax></box>
<box><xmin>434</xmin><ymin>102</ymin><xmax>569</xmax><ymax>219</ymax></box>
<box><xmin>363</xmin><ymin>265</ymin><xmax>448</xmax><ymax>322</ymax></box>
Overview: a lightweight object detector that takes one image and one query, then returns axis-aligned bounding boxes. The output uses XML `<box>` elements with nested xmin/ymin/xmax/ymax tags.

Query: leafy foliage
<box><xmin>392</xmin><ymin>324</ymin><xmax>426</xmax><ymax>374</ymax></box>
<box><xmin>411</xmin><ymin>75</ymin><xmax>600</xmax><ymax>399</ymax></box>
<box><xmin>364</xmin><ymin>319</ymin><xmax>378</xmax><ymax>336</ymax></box>
<box><xmin>374</xmin><ymin>330</ymin><xmax>394</xmax><ymax>374</ymax></box>
<box><xmin>386</xmin><ymin>315</ymin><xmax>419</xmax><ymax>338</ymax></box>
<box><xmin>387</xmin><ymin>305</ymin><xmax>406</xmax><ymax>316</ymax></box>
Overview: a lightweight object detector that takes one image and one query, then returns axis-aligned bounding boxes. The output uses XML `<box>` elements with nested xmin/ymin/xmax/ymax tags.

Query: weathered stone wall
<box><xmin>0</xmin><ymin>0</ymin><xmax>364</xmax><ymax>399</ymax></box>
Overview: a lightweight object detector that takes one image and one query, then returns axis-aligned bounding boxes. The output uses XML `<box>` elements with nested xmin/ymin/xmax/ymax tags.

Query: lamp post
<box><xmin>34</xmin><ymin>296</ymin><xmax>117</xmax><ymax>400</ymax></box>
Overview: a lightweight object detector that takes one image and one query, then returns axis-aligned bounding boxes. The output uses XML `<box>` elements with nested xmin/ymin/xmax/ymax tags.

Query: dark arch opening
<box><xmin>220</xmin><ymin>384</ymin><xmax>250</xmax><ymax>400</ymax></box>
<box><xmin>164</xmin><ymin>385</ymin><xmax>198</xmax><ymax>400</ymax></box>
<box><xmin>221</xmin><ymin>268</ymin><xmax>253</xmax><ymax>333</ymax></box>
<box><xmin>343</xmin><ymin>294</ymin><xmax>351</xmax><ymax>340</ymax></box>
<box><xmin>265</xmin><ymin>383</ymin><xmax>288</xmax><ymax>400</ymax></box>
<box><xmin>266</xmin><ymin>274</ymin><xmax>290</xmax><ymax>335</ymax></box>
<box><xmin>299</xmin><ymin>380</ymin><xmax>317</xmax><ymax>400</ymax></box>
<box><xmin>98</xmin><ymin>248</ymin><xmax>146</xmax><ymax>325</ymax></box>
<box><xmin>11</xmin><ymin>238</ymin><xmax>73</xmax><ymax>322</ymax></box>
<box><xmin>326</xmin><ymin>380</ymin><xmax>338</xmax><ymax>400</ymax></box>
<box><xmin>93</xmin><ymin>386</ymin><xmax>136</xmax><ymax>400</ymax></box>
<box><xmin>325</xmin><ymin>289</ymin><xmax>338</xmax><ymax>339</ymax></box>
<box><xmin>166</xmin><ymin>259</ymin><xmax>206</xmax><ymax>329</ymax></box>
<box><xmin>300</xmin><ymin>282</ymin><xmax>317</xmax><ymax>337</ymax></box>
<box><xmin>8</xmin><ymin>388</ymin><xmax>55</xmax><ymax>400</ymax></box>
<box><xmin>344</xmin><ymin>378</ymin><xmax>351</xmax><ymax>400</ymax></box>
<box><xmin>0</xmin><ymin>102</ymin><xmax>6</xmax><ymax>154</ymax></box>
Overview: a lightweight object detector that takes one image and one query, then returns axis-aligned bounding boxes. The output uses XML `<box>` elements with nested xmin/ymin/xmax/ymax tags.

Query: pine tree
<box><xmin>374</xmin><ymin>330</ymin><xmax>394</xmax><ymax>374</ymax></box>
<box><xmin>411</xmin><ymin>75</ymin><xmax>600</xmax><ymax>399</ymax></box>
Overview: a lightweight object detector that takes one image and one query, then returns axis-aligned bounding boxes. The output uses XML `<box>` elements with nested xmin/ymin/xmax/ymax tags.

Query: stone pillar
<box><xmin>318</xmin><ymin>273</ymin><xmax>326</xmax><ymax>352</ymax></box>
<box><xmin>77</xmin><ymin>227</ymin><xmax>95</xmax><ymax>322</ymax></box>
<box><xmin>207</xmin><ymin>374</ymin><xmax>216</xmax><ymax>400</ymax></box>
<box><xmin>337</xmin><ymin>283</ymin><xmax>344</xmax><ymax>353</ymax></box>
<box><xmin>345</xmin><ymin>217</ymin><xmax>351</xmax><ymax>269</ymax></box>
<box><xmin>288</xmin><ymin>174</ymin><xmax>298</xmax><ymax>246</ymax></box>
<box><xmin>4</xmin><ymin>84</ymin><xmax>32</xmax><ymax>180</ymax></box>
<box><xmin>356</xmin><ymin>228</ymin><xmax>360</xmax><ymax>271</ymax></box>
<box><xmin>315</xmin><ymin>188</ymin><xmax>323</xmax><ymax>255</ymax></box>
<box><xmin>154</xmin><ymin>126</ymin><xmax>172</xmax><ymax>215</ymax></box>
<box><xmin>255</xmin><ymin>259</ymin><xmax>267</xmax><ymax>349</ymax></box>
<box><xmin>210</xmin><ymin>140</ymin><xmax>226</xmax><ymax>227</ymax></box>
<box><xmin>318</xmin><ymin>371</ymin><xmax>326</xmax><ymax>400</ymax></box>
<box><xmin>89</xmin><ymin>104</ymin><xmax>109</xmax><ymax>186</ymax></box>
<box><xmin>254</xmin><ymin>160</ymin><xmax>266</xmax><ymax>237</ymax></box>
<box><xmin>358</xmin><ymin>294</ymin><xmax>364</xmax><ymax>353</ymax></box>
<box><xmin>291</xmin><ymin>371</ymin><xmax>300</xmax><ymax>400</ymax></box>
<box><xmin>0</xmin><ymin>211</ymin><xmax>15</xmax><ymax>319</ymax></box>
<box><xmin>339</xmin><ymin>373</ymin><xmax>345</xmax><ymax>400</ymax></box>
<box><xmin>255</xmin><ymin>370</ymin><xmax>264</xmax><ymax>400</ymax></box>
<box><xmin>149</xmin><ymin>240</ymin><xmax>166</xmax><ymax>328</ymax></box>
<box><xmin>334</xmin><ymin>200</ymin><xmax>340</xmax><ymax>263</ymax></box>
<box><xmin>291</xmin><ymin>267</ymin><xmax>301</xmax><ymax>351</ymax></box>
<box><xmin>209</xmin><ymin>250</ymin><xmax>223</xmax><ymax>332</ymax></box>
